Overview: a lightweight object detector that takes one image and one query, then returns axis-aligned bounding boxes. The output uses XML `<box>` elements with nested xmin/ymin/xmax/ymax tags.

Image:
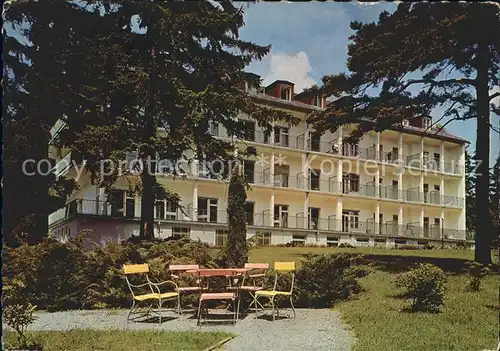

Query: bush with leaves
<box><xmin>3</xmin><ymin>234</ymin><xmax>218</xmax><ymax>311</ymax></box>
<box><xmin>464</xmin><ymin>261</ymin><xmax>490</xmax><ymax>291</ymax></box>
<box><xmin>2</xmin><ymin>278</ymin><xmax>41</xmax><ymax>350</ymax></box>
<box><xmin>395</xmin><ymin>263</ymin><xmax>447</xmax><ymax>312</ymax></box>
<box><xmin>294</xmin><ymin>253</ymin><xmax>369</xmax><ymax>308</ymax></box>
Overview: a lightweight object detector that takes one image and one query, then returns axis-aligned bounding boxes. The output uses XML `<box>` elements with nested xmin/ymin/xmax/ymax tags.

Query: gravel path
<box><xmin>27</xmin><ymin>309</ymin><xmax>354</xmax><ymax>351</ymax></box>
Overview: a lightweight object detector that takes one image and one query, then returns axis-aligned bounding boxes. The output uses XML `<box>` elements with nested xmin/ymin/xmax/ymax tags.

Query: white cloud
<box><xmin>259</xmin><ymin>51</ymin><xmax>317</xmax><ymax>93</ymax></box>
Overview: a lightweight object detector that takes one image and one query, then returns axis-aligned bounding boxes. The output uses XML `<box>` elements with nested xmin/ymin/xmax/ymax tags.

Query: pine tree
<box><xmin>225</xmin><ymin>164</ymin><xmax>248</xmax><ymax>268</ymax></box>
<box><xmin>2</xmin><ymin>0</ymin><xmax>103</xmax><ymax>245</ymax></box>
<box><xmin>307</xmin><ymin>3</ymin><xmax>499</xmax><ymax>264</ymax></box>
<box><xmin>58</xmin><ymin>2</ymin><xmax>295</xmax><ymax>239</ymax></box>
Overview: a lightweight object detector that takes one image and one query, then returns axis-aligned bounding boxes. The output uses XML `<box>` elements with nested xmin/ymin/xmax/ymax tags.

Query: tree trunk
<box><xmin>139</xmin><ymin>46</ymin><xmax>156</xmax><ymax>240</ymax></box>
<box><xmin>474</xmin><ymin>40</ymin><xmax>492</xmax><ymax>264</ymax></box>
<box><xmin>139</xmin><ymin>153</ymin><xmax>155</xmax><ymax>239</ymax></box>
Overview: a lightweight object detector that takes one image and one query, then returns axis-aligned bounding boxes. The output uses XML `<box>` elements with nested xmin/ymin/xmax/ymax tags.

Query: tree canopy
<box><xmin>307</xmin><ymin>2</ymin><xmax>499</xmax><ymax>264</ymax></box>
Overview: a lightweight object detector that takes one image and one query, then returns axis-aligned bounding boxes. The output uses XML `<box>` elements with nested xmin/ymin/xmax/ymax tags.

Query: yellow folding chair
<box><xmin>123</xmin><ymin>264</ymin><xmax>180</xmax><ymax>324</ymax></box>
<box><xmin>254</xmin><ymin>262</ymin><xmax>296</xmax><ymax>321</ymax></box>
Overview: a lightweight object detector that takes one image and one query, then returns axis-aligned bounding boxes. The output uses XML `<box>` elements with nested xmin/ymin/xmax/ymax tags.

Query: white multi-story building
<box><xmin>49</xmin><ymin>77</ymin><xmax>469</xmax><ymax>248</ymax></box>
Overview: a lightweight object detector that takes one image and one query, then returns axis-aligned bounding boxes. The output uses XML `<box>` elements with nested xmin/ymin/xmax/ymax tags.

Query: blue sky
<box><xmin>240</xmin><ymin>2</ymin><xmax>500</xmax><ymax>164</ymax></box>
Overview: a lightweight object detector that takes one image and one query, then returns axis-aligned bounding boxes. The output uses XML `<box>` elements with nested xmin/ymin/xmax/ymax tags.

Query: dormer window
<box><xmin>312</xmin><ymin>95</ymin><xmax>322</xmax><ymax>107</ymax></box>
<box><xmin>422</xmin><ymin>117</ymin><xmax>431</xmax><ymax>130</ymax></box>
<box><xmin>280</xmin><ymin>86</ymin><xmax>292</xmax><ymax>101</ymax></box>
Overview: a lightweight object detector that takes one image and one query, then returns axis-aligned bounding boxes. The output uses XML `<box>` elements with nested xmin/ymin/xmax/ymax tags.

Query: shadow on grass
<box><xmin>298</xmin><ymin>252</ymin><xmax>498</xmax><ymax>275</ymax></box>
<box><xmin>134</xmin><ymin>315</ymin><xmax>178</xmax><ymax>324</ymax></box>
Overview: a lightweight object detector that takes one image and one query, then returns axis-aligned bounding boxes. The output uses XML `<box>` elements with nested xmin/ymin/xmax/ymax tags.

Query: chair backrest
<box><xmin>273</xmin><ymin>261</ymin><xmax>295</xmax><ymax>293</ymax></box>
<box><xmin>169</xmin><ymin>264</ymin><xmax>199</xmax><ymax>272</ymax></box>
<box><xmin>123</xmin><ymin>264</ymin><xmax>152</xmax><ymax>298</ymax></box>
<box><xmin>123</xmin><ymin>263</ymin><xmax>149</xmax><ymax>274</ymax></box>
<box><xmin>274</xmin><ymin>262</ymin><xmax>295</xmax><ymax>271</ymax></box>
<box><xmin>244</xmin><ymin>263</ymin><xmax>269</xmax><ymax>270</ymax></box>
<box><xmin>243</xmin><ymin>263</ymin><xmax>269</xmax><ymax>287</ymax></box>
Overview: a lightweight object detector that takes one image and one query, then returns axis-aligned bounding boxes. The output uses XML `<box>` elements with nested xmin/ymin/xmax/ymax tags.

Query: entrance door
<box><xmin>245</xmin><ymin>202</ymin><xmax>254</xmax><ymax>225</ymax></box>
<box><xmin>308</xmin><ymin>207</ymin><xmax>320</xmax><ymax>230</ymax></box>
<box><xmin>274</xmin><ymin>205</ymin><xmax>289</xmax><ymax>228</ymax></box>
<box><xmin>379</xmin><ymin>213</ymin><xmax>383</xmax><ymax>235</ymax></box>
<box><xmin>309</xmin><ymin>131</ymin><xmax>321</xmax><ymax>152</ymax></box>
<box><xmin>423</xmin><ymin>217</ymin><xmax>430</xmax><ymax>237</ymax></box>
<box><xmin>310</xmin><ymin>169</ymin><xmax>320</xmax><ymax>190</ymax></box>
<box><xmin>342</xmin><ymin>210</ymin><xmax>359</xmax><ymax>232</ymax></box>
<box><xmin>423</xmin><ymin>183</ymin><xmax>429</xmax><ymax>203</ymax></box>
<box><xmin>110</xmin><ymin>190</ymin><xmax>125</xmax><ymax>217</ymax></box>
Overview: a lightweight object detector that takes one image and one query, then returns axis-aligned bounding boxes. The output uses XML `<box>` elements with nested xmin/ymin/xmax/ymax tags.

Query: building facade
<box><xmin>49</xmin><ymin>77</ymin><xmax>469</xmax><ymax>248</ymax></box>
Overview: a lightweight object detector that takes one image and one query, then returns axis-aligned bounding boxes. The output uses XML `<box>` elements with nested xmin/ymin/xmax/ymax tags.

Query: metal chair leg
<box><xmin>289</xmin><ymin>295</ymin><xmax>296</xmax><ymax>319</ymax></box>
<box><xmin>158</xmin><ymin>299</ymin><xmax>162</xmax><ymax>324</ymax></box>
<box><xmin>177</xmin><ymin>295</ymin><xmax>182</xmax><ymax>316</ymax></box>
<box><xmin>197</xmin><ymin>299</ymin><xmax>203</xmax><ymax>326</ymax></box>
<box><xmin>127</xmin><ymin>300</ymin><xmax>136</xmax><ymax>323</ymax></box>
<box><xmin>271</xmin><ymin>296</ymin><xmax>276</xmax><ymax>322</ymax></box>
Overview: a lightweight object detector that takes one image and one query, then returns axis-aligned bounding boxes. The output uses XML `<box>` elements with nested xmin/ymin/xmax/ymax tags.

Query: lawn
<box><xmin>248</xmin><ymin>246</ymin><xmax>498</xmax><ymax>351</ymax></box>
<box><xmin>3</xmin><ymin>330</ymin><xmax>233</xmax><ymax>351</ymax></box>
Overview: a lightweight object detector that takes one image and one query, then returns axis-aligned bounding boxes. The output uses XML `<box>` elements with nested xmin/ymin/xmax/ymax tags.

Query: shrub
<box><xmin>465</xmin><ymin>262</ymin><xmax>490</xmax><ymax>291</ymax></box>
<box><xmin>395</xmin><ymin>263</ymin><xmax>447</xmax><ymax>312</ymax></box>
<box><xmin>294</xmin><ymin>253</ymin><xmax>369</xmax><ymax>308</ymax></box>
<box><xmin>3</xmin><ymin>234</ymin><xmax>218</xmax><ymax>311</ymax></box>
<box><xmin>2</xmin><ymin>278</ymin><xmax>41</xmax><ymax>350</ymax></box>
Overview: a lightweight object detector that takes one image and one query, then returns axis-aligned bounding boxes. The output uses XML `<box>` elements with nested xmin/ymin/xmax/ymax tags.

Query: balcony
<box><xmin>50</xmin><ymin>199</ymin><xmax>466</xmax><ymax>240</ymax></box>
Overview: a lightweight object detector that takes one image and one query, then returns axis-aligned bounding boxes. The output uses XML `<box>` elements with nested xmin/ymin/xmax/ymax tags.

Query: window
<box><xmin>374</xmin><ymin>238</ymin><xmax>386</xmax><ymax>245</ymax></box>
<box><xmin>155</xmin><ymin>200</ymin><xmax>165</xmax><ymax>219</ymax></box>
<box><xmin>326</xmin><ymin>236</ymin><xmax>339</xmax><ymax>247</ymax></box>
<box><xmin>209</xmin><ymin>121</ymin><xmax>219</xmax><ymax>136</ymax></box>
<box><xmin>356</xmin><ymin>238</ymin><xmax>369</xmax><ymax>246</ymax></box>
<box><xmin>256</xmin><ymin>232</ymin><xmax>271</xmax><ymax>246</ymax></box>
<box><xmin>395</xmin><ymin>238</ymin><xmax>407</xmax><ymax>245</ymax></box>
<box><xmin>245</xmin><ymin>202</ymin><xmax>254</xmax><ymax>225</ymax></box>
<box><xmin>155</xmin><ymin>200</ymin><xmax>177</xmax><ymax>220</ymax></box>
<box><xmin>274</xmin><ymin>126</ymin><xmax>289</xmax><ymax>147</ymax></box>
<box><xmin>309</xmin><ymin>131</ymin><xmax>321</xmax><ymax>152</ymax></box>
<box><xmin>157</xmin><ymin>159</ymin><xmax>175</xmax><ymax>174</ymax></box>
<box><xmin>241</xmin><ymin>120</ymin><xmax>255</xmax><ymax>141</ymax></box>
<box><xmin>274</xmin><ymin>204</ymin><xmax>289</xmax><ymax>228</ymax></box>
<box><xmin>198</xmin><ymin>198</ymin><xmax>218</xmax><ymax>223</ymax></box>
<box><xmin>243</xmin><ymin>160</ymin><xmax>255</xmax><ymax>183</ymax></box>
<box><xmin>125</xmin><ymin>191</ymin><xmax>135</xmax><ymax>218</ymax></box>
<box><xmin>125</xmin><ymin>151</ymin><xmax>139</xmax><ymax>172</ymax></box>
<box><xmin>280</xmin><ymin>86</ymin><xmax>291</xmax><ymax>100</ymax></box>
<box><xmin>292</xmin><ymin>234</ymin><xmax>306</xmax><ymax>245</ymax></box>
<box><xmin>342</xmin><ymin>173</ymin><xmax>360</xmax><ymax>193</ymax></box>
<box><xmin>342</xmin><ymin>210</ymin><xmax>359</xmax><ymax>232</ymax></box>
<box><xmin>422</xmin><ymin>117</ymin><xmax>431</xmax><ymax>130</ymax></box>
<box><xmin>110</xmin><ymin>190</ymin><xmax>125</xmax><ymax>217</ymax></box>
<box><xmin>310</xmin><ymin>169</ymin><xmax>320</xmax><ymax>190</ymax></box>
<box><xmin>172</xmin><ymin>227</ymin><xmax>190</xmax><ymax>238</ymax></box>
<box><xmin>215</xmin><ymin>230</ymin><xmax>228</xmax><ymax>246</ymax></box>
<box><xmin>342</xmin><ymin>143</ymin><xmax>359</xmax><ymax>157</ymax></box>
<box><xmin>312</xmin><ymin>95</ymin><xmax>322</xmax><ymax>107</ymax></box>
<box><xmin>308</xmin><ymin>207</ymin><xmax>320</xmax><ymax>229</ymax></box>
<box><xmin>274</xmin><ymin>164</ymin><xmax>290</xmax><ymax>187</ymax></box>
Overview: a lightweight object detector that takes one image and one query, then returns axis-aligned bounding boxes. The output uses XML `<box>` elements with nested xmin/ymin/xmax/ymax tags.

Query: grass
<box><xmin>247</xmin><ymin>246</ymin><xmax>498</xmax><ymax>351</ymax></box>
<box><xmin>3</xmin><ymin>330</ymin><xmax>233</xmax><ymax>351</ymax></box>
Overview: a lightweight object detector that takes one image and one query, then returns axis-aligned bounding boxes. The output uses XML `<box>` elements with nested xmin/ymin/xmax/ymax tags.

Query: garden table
<box><xmin>187</xmin><ymin>268</ymin><xmax>249</xmax><ymax>325</ymax></box>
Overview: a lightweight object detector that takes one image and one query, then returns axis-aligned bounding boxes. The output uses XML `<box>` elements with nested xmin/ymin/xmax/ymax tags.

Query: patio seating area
<box><xmin>122</xmin><ymin>262</ymin><xmax>297</xmax><ymax>326</ymax></box>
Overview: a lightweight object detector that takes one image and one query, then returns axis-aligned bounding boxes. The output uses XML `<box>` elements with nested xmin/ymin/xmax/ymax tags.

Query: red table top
<box><xmin>186</xmin><ymin>268</ymin><xmax>249</xmax><ymax>276</ymax></box>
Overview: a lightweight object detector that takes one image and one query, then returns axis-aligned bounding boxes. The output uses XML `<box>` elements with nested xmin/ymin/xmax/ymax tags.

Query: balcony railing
<box><xmin>52</xmin><ymin>199</ymin><xmax>466</xmax><ymax>239</ymax></box>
